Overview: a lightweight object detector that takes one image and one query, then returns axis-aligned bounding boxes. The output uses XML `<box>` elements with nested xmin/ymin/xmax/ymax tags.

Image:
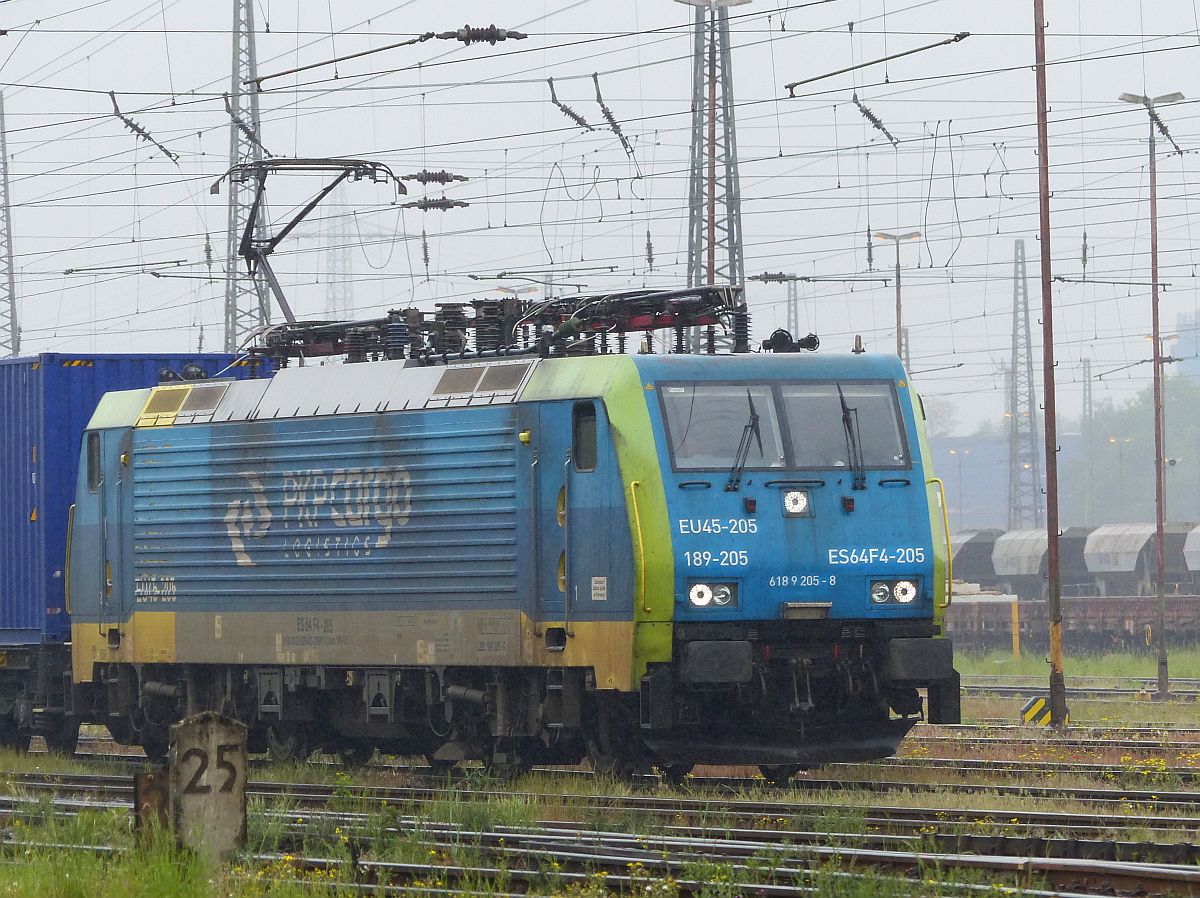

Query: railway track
<box><xmin>4</xmin><ymin>773</ymin><xmax>1200</xmax><ymax>895</ymax></box>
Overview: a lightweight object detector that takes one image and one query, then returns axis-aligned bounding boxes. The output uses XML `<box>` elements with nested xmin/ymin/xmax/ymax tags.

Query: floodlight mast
<box><xmin>1119</xmin><ymin>89</ymin><xmax>1185</xmax><ymax>701</ymax></box>
<box><xmin>210</xmin><ymin>158</ymin><xmax>404</xmax><ymax>335</ymax></box>
<box><xmin>873</xmin><ymin>231</ymin><xmax>920</xmax><ymax>363</ymax></box>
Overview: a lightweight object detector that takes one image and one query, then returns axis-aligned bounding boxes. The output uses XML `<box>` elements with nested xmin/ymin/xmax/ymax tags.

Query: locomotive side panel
<box><xmin>138</xmin><ymin>406</ymin><xmax>526</xmax><ymax>667</ymax></box>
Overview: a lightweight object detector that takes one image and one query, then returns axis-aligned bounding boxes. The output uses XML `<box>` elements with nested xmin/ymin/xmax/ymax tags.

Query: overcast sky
<box><xmin>3</xmin><ymin>0</ymin><xmax>1199</xmax><ymax>434</ymax></box>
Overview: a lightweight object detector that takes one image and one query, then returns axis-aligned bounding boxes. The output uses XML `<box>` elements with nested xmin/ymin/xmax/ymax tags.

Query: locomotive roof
<box><xmin>86</xmin><ymin>350</ymin><xmax>910</xmax><ymax>430</ymax></box>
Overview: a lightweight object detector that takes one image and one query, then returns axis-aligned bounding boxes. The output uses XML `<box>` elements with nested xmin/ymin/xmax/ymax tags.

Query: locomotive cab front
<box><xmin>637</xmin><ymin>352</ymin><xmax>959</xmax><ymax>769</ymax></box>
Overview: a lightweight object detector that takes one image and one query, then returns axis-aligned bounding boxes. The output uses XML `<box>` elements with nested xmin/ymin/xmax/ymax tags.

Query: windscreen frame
<box><xmin>656</xmin><ymin>378</ymin><xmax>912</xmax><ymax>473</ymax></box>
<box><xmin>657</xmin><ymin>381</ymin><xmax>789</xmax><ymax>473</ymax></box>
<box><xmin>777</xmin><ymin>378</ymin><xmax>912</xmax><ymax>471</ymax></box>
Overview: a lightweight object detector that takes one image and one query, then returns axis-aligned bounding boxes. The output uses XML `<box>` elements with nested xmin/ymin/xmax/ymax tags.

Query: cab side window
<box><xmin>572</xmin><ymin>402</ymin><xmax>597</xmax><ymax>472</ymax></box>
<box><xmin>86</xmin><ymin>432</ymin><xmax>102</xmax><ymax>492</ymax></box>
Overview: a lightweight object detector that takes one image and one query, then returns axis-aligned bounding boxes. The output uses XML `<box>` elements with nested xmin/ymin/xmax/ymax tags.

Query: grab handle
<box><xmin>630</xmin><ymin>480</ymin><xmax>650</xmax><ymax>614</ymax></box>
<box><xmin>928</xmin><ymin>477</ymin><xmax>953</xmax><ymax>608</ymax></box>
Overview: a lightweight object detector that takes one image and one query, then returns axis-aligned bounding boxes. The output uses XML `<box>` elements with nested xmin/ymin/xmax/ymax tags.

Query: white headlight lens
<box><xmin>782</xmin><ymin>490</ymin><xmax>810</xmax><ymax>516</ymax></box>
<box><xmin>712</xmin><ymin>584</ymin><xmax>733</xmax><ymax>606</ymax></box>
<box><xmin>689</xmin><ymin>583</ymin><xmax>713</xmax><ymax>607</ymax></box>
<box><xmin>893</xmin><ymin>580</ymin><xmax>918</xmax><ymax>603</ymax></box>
<box><xmin>870</xmin><ymin>581</ymin><xmax>891</xmax><ymax>603</ymax></box>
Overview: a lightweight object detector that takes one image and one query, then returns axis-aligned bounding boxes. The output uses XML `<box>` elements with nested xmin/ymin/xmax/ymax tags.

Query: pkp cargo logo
<box><xmin>281</xmin><ymin>465</ymin><xmax>412</xmax><ymax>556</ymax></box>
<box><xmin>225</xmin><ymin>473</ymin><xmax>273</xmax><ymax>567</ymax></box>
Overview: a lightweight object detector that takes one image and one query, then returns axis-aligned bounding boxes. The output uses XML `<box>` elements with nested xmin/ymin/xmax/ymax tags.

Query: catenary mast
<box><xmin>224</xmin><ymin>0</ymin><xmax>268</xmax><ymax>352</ymax></box>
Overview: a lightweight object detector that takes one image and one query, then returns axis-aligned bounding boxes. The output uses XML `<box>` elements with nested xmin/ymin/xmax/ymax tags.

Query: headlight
<box><xmin>870</xmin><ymin>581</ymin><xmax>892</xmax><ymax>604</ymax></box>
<box><xmin>687</xmin><ymin>582</ymin><xmax>738</xmax><ymax>609</ymax></box>
<box><xmin>782</xmin><ymin>489</ymin><xmax>810</xmax><ymax>517</ymax></box>
<box><xmin>893</xmin><ymin>580</ymin><xmax>918</xmax><ymax>603</ymax></box>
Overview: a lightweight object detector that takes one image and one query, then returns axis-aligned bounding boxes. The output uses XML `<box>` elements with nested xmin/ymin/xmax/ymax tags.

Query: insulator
<box><xmin>406</xmin><ymin>309</ymin><xmax>424</xmax><ymax>358</ymax></box>
<box><xmin>706</xmin><ymin>325</ymin><xmax>716</xmax><ymax>355</ymax></box>
<box><xmin>402</xmin><ymin>169</ymin><xmax>468</xmax><ymax>185</ymax></box>
<box><xmin>520</xmin><ymin>325</ymin><xmax>530</xmax><ymax>348</ymax></box>
<box><xmin>385</xmin><ymin>310</ymin><xmax>409</xmax><ymax>360</ymax></box>
<box><xmin>403</xmin><ymin>196</ymin><xmax>469</xmax><ymax>211</ymax></box>
<box><xmin>421</xmin><ymin>230</ymin><xmax>430</xmax><ymax>270</ymax></box>
<box><xmin>473</xmin><ymin>300</ymin><xmax>503</xmax><ymax>352</ymax></box>
<box><xmin>645</xmin><ymin>230</ymin><xmax>654</xmax><ymax>272</ymax></box>
<box><xmin>599</xmin><ymin>329</ymin><xmax>610</xmax><ymax>354</ymax></box>
<box><xmin>441</xmin><ymin>24</ymin><xmax>527</xmax><ymax>45</ymax></box>
<box><xmin>733</xmin><ymin>309</ymin><xmax>751</xmax><ymax>354</ymax></box>
<box><xmin>617</xmin><ymin>331</ymin><xmax>627</xmax><ymax>354</ymax></box>
<box><xmin>674</xmin><ymin>325</ymin><xmax>685</xmax><ymax>354</ymax></box>
<box><xmin>434</xmin><ymin>303</ymin><xmax>468</xmax><ymax>353</ymax></box>
<box><xmin>346</xmin><ymin>329</ymin><xmax>367</xmax><ymax>364</ymax></box>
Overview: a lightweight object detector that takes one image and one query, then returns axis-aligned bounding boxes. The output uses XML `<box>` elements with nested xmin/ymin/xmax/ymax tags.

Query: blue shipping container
<box><xmin>0</xmin><ymin>353</ymin><xmax>267</xmax><ymax>645</ymax></box>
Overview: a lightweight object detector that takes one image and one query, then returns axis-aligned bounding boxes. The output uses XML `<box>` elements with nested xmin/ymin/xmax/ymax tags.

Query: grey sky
<box><xmin>2</xmin><ymin>0</ymin><xmax>1198</xmax><ymax>434</ymax></box>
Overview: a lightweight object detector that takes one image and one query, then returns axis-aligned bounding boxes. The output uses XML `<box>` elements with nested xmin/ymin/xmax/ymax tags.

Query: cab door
<box><xmin>96</xmin><ymin>429</ymin><xmax>130</xmax><ymax>639</ymax></box>
<box><xmin>535</xmin><ymin>404</ymin><xmax>571</xmax><ymax>622</ymax></box>
<box><xmin>534</xmin><ymin>400</ymin><xmax>621</xmax><ymax>630</ymax></box>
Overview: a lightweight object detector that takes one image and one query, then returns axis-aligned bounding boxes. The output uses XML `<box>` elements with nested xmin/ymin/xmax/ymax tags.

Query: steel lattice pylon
<box><xmin>684</xmin><ymin>0</ymin><xmax>746</xmax><ymax>352</ymax></box>
<box><xmin>0</xmin><ymin>93</ymin><xmax>18</xmax><ymax>357</ymax></box>
<box><xmin>322</xmin><ymin>194</ymin><xmax>354</xmax><ymax>319</ymax></box>
<box><xmin>224</xmin><ymin>0</ymin><xmax>267</xmax><ymax>352</ymax></box>
<box><xmin>1008</xmin><ymin>239</ymin><xmax>1044</xmax><ymax>529</ymax></box>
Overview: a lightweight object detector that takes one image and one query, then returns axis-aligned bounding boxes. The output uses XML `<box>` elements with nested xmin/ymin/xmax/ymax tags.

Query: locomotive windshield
<box><xmin>780</xmin><ymin>382</ymin><xmax>908</xmax><ymax>468</ymax></box>
<box><xmin>660</xmin><ymin>380</ymin><xmax>908</xmax><ymax>471</ymax></box>
<box><xmin>660</xmin><ymin>384</ymin><xmax>786</xmax><ymax>470</ymax></box>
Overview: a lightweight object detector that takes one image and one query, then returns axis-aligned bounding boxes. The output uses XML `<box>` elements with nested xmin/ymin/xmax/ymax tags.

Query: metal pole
<box><xmin>0</xmin><ymin>92</ymin><xmax>18</xmax><ymax>357</ymax></box>
<box><xmin>1033</xmin><ymin>0</ymin><xmax>1068</xmax><ymax>726</ymax></box>
<box><xmin>706</xmin><ymin>5</ymin><xmax>717</xmax><ymax>287</ymax></box>
<box><xmin>1149</xmin><ymin>113</ymin><xmax>1170</xmax><ymax>700</ymax></box>
<box><xmin>894</xmin><ymin>239</ymin><xmax>903</xmax><ymax>359</ymax></box>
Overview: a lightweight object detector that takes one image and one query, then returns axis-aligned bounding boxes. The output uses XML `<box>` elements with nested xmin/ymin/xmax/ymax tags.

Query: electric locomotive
<box><xmin>64</xmin><ymin>287</ymin><xmax>958</xmax><ymax>780</ymax></box>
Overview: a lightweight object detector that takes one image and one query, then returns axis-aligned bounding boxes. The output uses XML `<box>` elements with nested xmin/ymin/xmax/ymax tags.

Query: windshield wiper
<box><xmin>725</xmin><ymin>390</ymin><xmax>762</xmax><ymax>492</ymax></box>
<box><xmin>837</xmin><ymin>384</ymin><xmax>867</xmax><ymax>491</ymax></box>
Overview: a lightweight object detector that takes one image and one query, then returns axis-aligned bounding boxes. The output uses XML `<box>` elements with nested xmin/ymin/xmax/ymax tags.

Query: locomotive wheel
<box><xmin>485</xmin><ymin>739</ymin><xmax>531</xmax><ymax>780</ymax></box>
<box><xmin>266</xmin><ymin>725</ymin><xmax>311</xmax><ymax>763</ymax></box>
<box><xmin>587</xmin><ymin>739</ymin><xmax>636</xmax><ymax>779</ymax></box>
<box><xmin>336</xmin><ymin>741</ymin><xmax>375</xmax><ymax>768</ymax></box>
<box><xmin>425</xmin><ymin>753</ymin><xmax>458</xmax><ymax>772</ymax></box>
<box><xmin>43</xmin><ymin>717</ymin><xmax>80</xmax><ymax>755</ymax></box>
<box><xmin>758</xmin><ymin>764</ymin><xmax>804</xmax><ymax>786</ymax></box>
<box><xmin>657</xmin><ymin>763</ymin><xmax>694</xmax><ymax>786</ymax></box>
<box><xmin>484</xmin><ymin>758</ymin><xmax>532</xmax><ymax>780</ymax></box>
<box><xmin>0</xmin><ymin>714</ymin><xmax>29</xmax><ymax>753</ymax></box>
<box><xmin>587</xmin><ymin>703</ymin><xmax>638</xmax><ymax>779</ymax></box>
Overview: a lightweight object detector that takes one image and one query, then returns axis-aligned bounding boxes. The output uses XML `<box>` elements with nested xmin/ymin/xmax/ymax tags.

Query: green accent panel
<box><xmin>86</xmin><ymin>388</ymin><xmax>151</xmax><ymax>430</ymax></box>
<box><xmin>521</xmin><ymin>357</ymin><xmax>675</xmax><ymax>681</ymax></box>
<box><xmin>634</xmin><ymin>622</ymin><xmax>673</xmax><ymax>681</ymax></box>
<box><xmin>911</xmin><ymin>387</ymin><xmax>950</xmax><ymax>631</ymax></box>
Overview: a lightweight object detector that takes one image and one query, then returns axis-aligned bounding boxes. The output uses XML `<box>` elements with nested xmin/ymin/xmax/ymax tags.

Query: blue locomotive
<box><xmin>55</xmin><ymin>288</ymin><xmax>958</xmax><ymax>780</ymax></box>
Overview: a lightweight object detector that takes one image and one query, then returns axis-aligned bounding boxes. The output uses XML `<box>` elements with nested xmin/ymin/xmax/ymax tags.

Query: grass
<box><xmin>959</xmin><ymin>694</ymin><xmax>1200</xmax><ymax>726</ymax></box>
<box><xmin>0</xmin><ymin>762</ymin><xmax>1140</xmax><ymax>897</ymax></box>
<box><xmin>0</xmin><ymin>712</ymin><xmax>1190</xmax><ymax>895</ymax></box>
<box><xmin>957</xmin><ymin>646</ymin><xmax>1200</xmax><ymax>679</ymax></box>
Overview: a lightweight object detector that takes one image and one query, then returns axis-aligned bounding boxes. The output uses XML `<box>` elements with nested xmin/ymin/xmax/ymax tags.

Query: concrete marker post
<box><xmin>169</xmin><ymin>711</ymin><xmax>248</xmax><ymax>859</ymax></box>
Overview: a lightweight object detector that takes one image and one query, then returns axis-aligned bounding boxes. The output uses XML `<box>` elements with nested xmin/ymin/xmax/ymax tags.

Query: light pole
<box><xmin>1107</xmin><ymin>436</ymin><xmax>1132</xmax><ymax>515</ymax></box>
<box><xmin>948</xmin><ymin>448</ymin><xmax>970</xmax><ymax>527</ymax></box>
<box><xmin>874</xmin><ymin>230</ymin><xmax>921</xmax><ymax>362</ymax></box>
<box><xmin>1120</xmin><ymin>89</ymin><xmax>1183</xmax><ymax>701</ymax></box>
